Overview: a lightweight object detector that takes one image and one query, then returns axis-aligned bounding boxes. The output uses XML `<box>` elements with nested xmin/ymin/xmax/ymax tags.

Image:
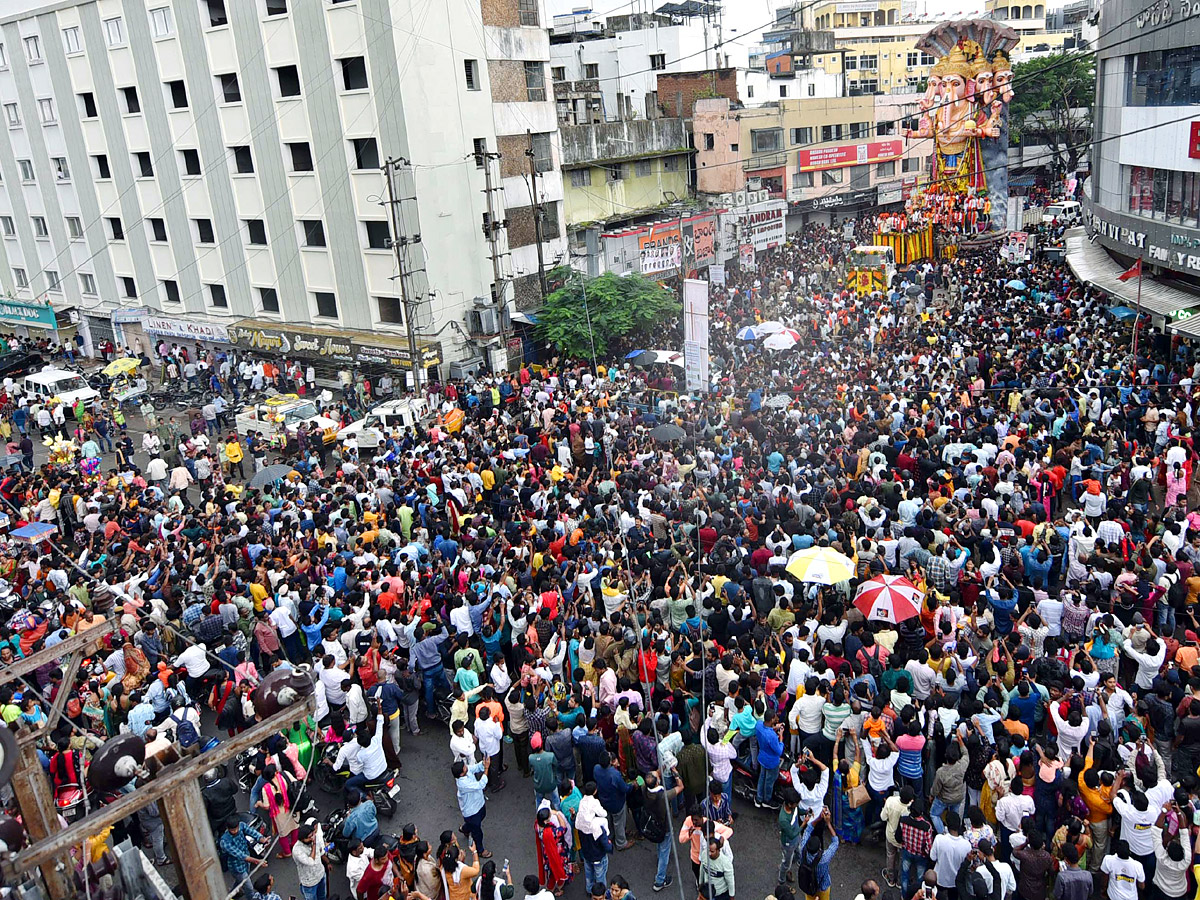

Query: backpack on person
<box><xmin>170</xmin><ymin>710</ymin><xmax>199</xmax><ymax>749</ymax></box>
<box><xmin>863</xmin><ymin>644</ymin><xmax>884</xmax><ymax>680</ymax></box>
<box><xmin>796</xmin><ymin>831</ymin><xmax>824</xmax><ymax>897</ymax></box>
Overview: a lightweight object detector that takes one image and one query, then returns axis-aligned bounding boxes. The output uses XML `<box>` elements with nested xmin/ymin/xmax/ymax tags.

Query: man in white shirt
<box><xmin>928</xmin><ymin>811</ymin><xmax>972</xmax><ymax>895</ymax></box>
<box><xmin>319</xmin><ymin>655</ymin><xmax>351</xmax><ymax>710</ymax></box>
<box><xmin>1100</xmin><ymin>844</ymin><xmax>1145</xmax><ymax>900</ymax></box>
<box><xmin>474</xmin><ymin>706</ymin><xmax>504</xmax><ymax>783</ymax></box>
<box><xmin>1121</xmin><ymin>638</ymin><xmax>1166</xmax><ymax>692</ymax></box>
<box><xmin>1112</xmin><ymin>776</ymin><xmax>1174</xmax><ymax>869</ymax></box>
<box><xmin>173</xmin><ymin>643</ymin><xmax>211</xmax><ymax>697</ymax></box>
<box><xmin>971</xmin><ymin>839</ymin><xmax>1016</xmax><ymax>900</ymax></box>
<box><xmin>450</xmin><ymin>719</ymin><xmax>477</xmax><ymax>763</ymax></box>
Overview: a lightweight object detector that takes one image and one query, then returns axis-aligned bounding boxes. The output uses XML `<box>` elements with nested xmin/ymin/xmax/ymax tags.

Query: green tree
<box><xmin>1008</xmin><ymin>53</ymin><xmax>1094</xmax><ymax>175</ymax></box>
<box><xmin>534</xmin><ymin>271</ymin><xmax>680</xmax><ymax>358</ymax></box>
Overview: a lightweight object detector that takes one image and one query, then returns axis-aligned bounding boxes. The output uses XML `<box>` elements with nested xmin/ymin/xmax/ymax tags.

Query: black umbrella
<box><xmin>650</xmin><ymin>423</ymin><xmax>686</xmax><ymax>442</ymax></box>
<box><xmin>247</xmin><ymin>463</ymin><xmax>297</xmax><ymax>488</ymax></box>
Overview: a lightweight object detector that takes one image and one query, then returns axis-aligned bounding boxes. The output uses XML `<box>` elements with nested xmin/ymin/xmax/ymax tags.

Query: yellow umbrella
<box><xmin>103</xmin><ymin>357</ymin><xmax>141</xmax><ymax>377</ymax></box>
<box><xmin>785</xmin><ymin>546</ymin><xmax>855</xmax><ymax>585</ymax></box>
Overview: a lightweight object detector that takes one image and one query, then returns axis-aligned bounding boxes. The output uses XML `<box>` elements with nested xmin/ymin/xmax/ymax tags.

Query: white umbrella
<box><xmin>755</xmin><ymin>321</ymin><xmax>785</xmax><ymax>336</ymax></box>
<box><xmin>763</xmin><ymin>333</ymin><xmax>797</xmax><ymax>351</ymax></box>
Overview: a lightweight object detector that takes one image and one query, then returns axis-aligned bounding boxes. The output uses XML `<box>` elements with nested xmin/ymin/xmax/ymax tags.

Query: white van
<box><xmin>1042</xmin><ymin>200</ymin><xmax>1081</xmax><ymax>225</ymax></box>
<box><xmin>23</xmin><ymin>366</ymin><xmax>101</xmax><ymax>406</ymax></box>
<box><xmin>338</xmin><ymin>398</ymin><xmax>429</xmax><ymax>449</ymax></box>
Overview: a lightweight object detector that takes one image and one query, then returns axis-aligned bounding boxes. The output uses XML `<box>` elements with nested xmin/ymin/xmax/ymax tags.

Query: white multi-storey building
<box><xmin>0</xmin><ymin>0</ymin><xmax>566</xmax><ymax>376</ymax></box>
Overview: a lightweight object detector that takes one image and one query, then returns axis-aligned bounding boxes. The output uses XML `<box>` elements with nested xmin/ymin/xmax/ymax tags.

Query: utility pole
<box><xmin>526</xmin><ymin>133</ymin><xmax>548</xmax><ymax>299</ymax></box>
<box><xmin>482</xmin><ymin>149</ymin><xmax>510</xmax><ymax>368</ymax></box>
<box><xmin>383</xmin><ymin>157</ymin><xmax>423</xmax><ymax>393</ymax></box>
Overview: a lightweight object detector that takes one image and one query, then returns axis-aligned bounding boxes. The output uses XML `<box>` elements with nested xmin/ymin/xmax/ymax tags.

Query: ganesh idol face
<box><xmin>943</xmin><ymin>73</ymin><xmax>967</xmax><ymax>104</ymax></box>
<box><xmin>927</xmin><ymin>73</ymin><xmax>943</xmax><ymax>102</ymax></box>
<box><xmin>975</xmin><ymin>71</ymin><xmax>994</xmax><ymax>106</ymax></box>
<box><xmin>994</xmin><ymin>69</ymin><xmax>1013</xmax><ymax>103</ymax></box>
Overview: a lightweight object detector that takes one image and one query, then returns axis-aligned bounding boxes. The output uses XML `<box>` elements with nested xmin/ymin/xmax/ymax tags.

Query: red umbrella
<box><xmin>853</xmin><ymin>574</ymin><xmax>923</xmax><ymax>624</ymax></box>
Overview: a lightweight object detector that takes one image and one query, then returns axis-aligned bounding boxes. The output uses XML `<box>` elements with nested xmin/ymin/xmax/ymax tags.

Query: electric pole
<box><xmin>482</xmin><ymin>149</ymin><xmax>510</xmax><ymax>368</ymax></box>
<box><xmin>383</xmin><ymin>157</ymin><xmax>424</xmax><ymax>393</ymax></box>
<box><xmin>526</xmin><ymin>133</ymin><xmax>548</xmax><ymax>299</ymax></box>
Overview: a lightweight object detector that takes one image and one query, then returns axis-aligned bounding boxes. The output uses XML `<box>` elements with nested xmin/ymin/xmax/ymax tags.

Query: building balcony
<box><xmin>560</xmin><ymin>118</ymin><xmax>691</xmax><ymax>166</ymax></box>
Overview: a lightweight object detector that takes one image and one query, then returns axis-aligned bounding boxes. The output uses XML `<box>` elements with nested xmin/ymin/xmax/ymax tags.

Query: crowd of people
<box><xmin>1</xmin><ymin>211</ymin><xmax>1200</xmax><ymax>900</ymax></box>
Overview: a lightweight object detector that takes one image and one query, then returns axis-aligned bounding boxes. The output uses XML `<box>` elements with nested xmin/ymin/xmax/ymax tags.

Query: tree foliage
<box><xmin>534</xmin><ymin>271</ymin><xmax>680</xmax><ymax>359</ymax></box>
<box><xmin>1008</xmin><ymin>53</ymin><xmax>1094</xmax><ymax>174</ymax></box>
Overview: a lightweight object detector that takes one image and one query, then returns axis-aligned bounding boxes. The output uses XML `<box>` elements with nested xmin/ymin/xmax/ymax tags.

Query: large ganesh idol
<box><xmin>904</xmin><ymin>19</ymin><xmax>1019</xmax><ymax>235</ymax></box>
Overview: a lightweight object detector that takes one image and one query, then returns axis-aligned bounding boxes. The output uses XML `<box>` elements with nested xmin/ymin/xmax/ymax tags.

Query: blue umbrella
<box><xmin>736</xmin><ymin>326</ymin><xmax>757</xmax><ymax>340</ymax></box>
<box><xmin>1005</xmin><ymin>279</ymin><xmax>1026</xmax><ymax>291</ymax></box>
<box><xmin>624</xmin><ymin>349</ymin><xmax>646</xmax><ymax>359</ymax></box>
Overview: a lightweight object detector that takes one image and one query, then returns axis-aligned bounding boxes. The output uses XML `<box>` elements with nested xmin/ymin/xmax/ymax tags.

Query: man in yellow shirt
<box><xmin>225</xmin><ymin>434</ymin><xmax>245</xmax><ymax>480</ymax></box>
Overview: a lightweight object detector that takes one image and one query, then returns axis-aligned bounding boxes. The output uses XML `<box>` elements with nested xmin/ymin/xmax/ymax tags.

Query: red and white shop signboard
<box><xmin>798</xmin><ymin>139</ymin><xmax>903</xmax><ymax>172</ymax></box>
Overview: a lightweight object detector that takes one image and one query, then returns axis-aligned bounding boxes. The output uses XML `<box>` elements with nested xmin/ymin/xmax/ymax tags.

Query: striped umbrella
<box><xmin>785</xmin><ymin>547</ymin><xmax>855</xmax><ymax>585</ymax></box>
<box><xmin>853</xmin><ymin>574</ymin><xmax>924</xmax><ymax>623</ymax></box>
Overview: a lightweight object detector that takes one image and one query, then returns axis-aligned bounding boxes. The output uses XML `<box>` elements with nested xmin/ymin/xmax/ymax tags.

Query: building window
<box><xmin>340</xmin><ymin>56</ymin><xmax>368</xmax><ymax>90</ymax></box>
<box><xmin>19</xmin><ymin>160</ymin><xmax>35</xmax><ymax>182</ymax></box>
<box><xmin>24</xmin><ymin>36</ymin><xmax>42</xmax><ymax>63</ymax></box>
<box><xmin>664</xmin><ymin>157</ymin><xmax>679</xmax><ymax>171</ymax></box>
<box><xmin>38</xmin><ymin>98</ymin><xmax>56</xmax><ymax>124</ymax></box>
<box><xmin>301</xmin><ymin>220</ymin><xmax>327</xmax><ymax>248</ymax></box>
<box><xmin>3</xmin><ymin>104</ymin><xmax>19</xmax><ymax>128</ymax></box>
<box><xmin>877</xmin><ymin>120</ymin><xmax>896</xmax><ymax>136</ymax></box>
<box><xmin>67</xmin><ymin>217</ymin><xmax>83</xmax><ymax>239</ymax></box>
<box><xmin>876</xmin><ymin>160</ymin><xmax>895</xmax><ymax>177</ymax></box>
<box><xmin>649</xmin><ymin>53</ymin><xmax>666</xmax><ymax>71</ymax></box>
<box><xmin>93</xmin><ymin>154</ymin><xmax>111</xmax><ymax>179</ymax></box>
<box><xmin>259</xmin><ymin>287</ymin><xmax>280</xmax><ymax>313</ymax></box>
<box><xmin>205</xmin><ymin>0</ymin><xmax>229</xmax><ymax>28</ymax></box>
<box><xmin>795</xmin><ymin>171</ymin><xmax>814</xmax><ymax>187</ymax></box>
<box><xmin>151</xmin><ymin>7</ymin><xmax>174</xmax><ymax>37</ymax></box>
<box><xmin>122</xmin><ymin>86</ymin><xmax>140</xmax><ymax>114</ymax></box>
<box><xmin>314</xmin><ymin>292</ymin><xmax>338</xmax><ymax>318</ymax></box>
<box><xmin>376</xmin><ymin>296</ymin><xmax>404</xmax><ymax>324</ymax></box>
<box><xmin>209</xmin><ymin>283</ymin><xmax>228</xmax><ymax>308</ymax></box>
<box><xmin>134</xmin><ymin>152</ymin><xmax>153</xmax><ymax>177</ymax></box>
<box><xmin>849</xmin><ymin>164</ymin><xmax>870</xmax><ymax>188</ymax></box>
<box><xmin>551</xmin><ymin>66</ymin><xmax>565</xmax><ymax>81</ymax></box>
<box><xmin>779</xmin><ymin>84</ymin><xmax>788</xmax><ymax>98</ymax></box>
<box><xmin>149</xmin><ymin>218</ymin><xmax>168</xmax><ymax>242</ymax></box>
<box><xmin>52</xmin><ymin>157</ymin><xmax>69</xmax><ymax>181</ymax></box>
<box><xmin>791</xmin><ymin>126</ymin><xmax>812</xmax><ymax>145</ymax></box>
<box><xmin>79</xmin><ymin>92</ymin><xmax>98</xmax><ymax>118</ymax></box>
<box><xmin>351</xmin><ymin>137</ymin><xmax>380</xmax><ymax>169</ymax></box>
<box><xmin>0</xmin><ymin>217</ymin><xmax>13</xmax><ymax>236</ymax></box>
<box><xmin>288</xmin><ymin>142</ymin><xmax>314</xmax><ymax>172</ymax></box>
<box><xmin>62</xmin><ymin>27</ymin><xmax>81</xmax><ymax>54</ymax></box>
<box><xmin>231</xmin><ymin>145</ymin><xmax>254</xmax><ymax>173</ymax></box>
<box><xmin>584</xmin><ymin>63</ymin><xmax>598</xmax><ymax>79</ymax></box>
<box><xmin>530</xmin><ymin>132</ymin><xmax>552</xmax><ymax>173</ymax></box>
<box><xmin>747</xmin><ymin>85</ymin><xmax>754</xmax><ymax>98</ymax></box>
<box><xmin>569</xmin><ymin>168</ymin><xmax>591</xmax><ymax>187</ymax></box>
<box><xmin>473</xmin><ymin>137</ymin><xmax>488</xmax><ymax>168</ymax></box>
<box><xmin>14</xmin><ymin>268</ymin><xmax>27</xmax><ymax>288</ymax></box>
<box><xmin>608</xmin><ymin>164</ymin><xmax>624</xmax><ymax>181</ymax></box>
<box><xmin>167</xmin><ymin>80</ymin><xmax>188</xmax><ymax>109</ymax></box>
<box><xmin>194</xmin><ymin>218</ymin><xmax>215</xmax><ymax>244</ymax></box>
<box><xmin>703</xmin><ymin>133</ymin><xmax>715</xmax><ymax>151</ymax></box>
<box><xmin>0</xmin><ymin>44</ymin><xmax>6</xmax><ymax>68</ymax></box>
<box><xmin>245</xmin><ymin>219</ymin><xmax>268</xmax><ymax>245</ymax></box>
<box><xmin>518</xmin><ymin>0</ymin><xmax>539</xmax><ymax>26</ymax></box>
<box><xmin>104</xmin><ymin>17</ymin><xmax>125</xmax><ymax>46</ymax></box>
<box><xmin>180</xmin><ymin>148</ymin><xmax>201</xmax><ymax>175</ymax></box>
<box><xmin>859</xmin><ymin>54</ymin><xmax>878</xmax><ymax>69</ymax></box>
<box><xmin>844</xmin><ymin>55</ymin><xmax>857</xmax><ymax>70</ymax></box>
<box><xmin>365</xmin><ymin>221</ymin><xmax>391</xmax><ymax>249</ymax></box>
<box><xmin>266</xmin><ymin>0</ymin><xmax>288</xmax><ymax>15</ymax></box>
<box><xmin>821</xmin><ymin>168</ymin><xmax>843</xmax><ymax>185</ymax></box>
<box><xmin>902</xmin><ymin>156</ymin><xmax>921</xmax><ymax>173</ymax></box>
<box><xmin>1127</xmin><ymin>47</ymin><xmax>1200</xmax><ymax>106</ymax></box>
<box><xmin>849</xmin><ymin>121</ymin><xmax>871</xmax><ymax>139</ymax></box>
<box><xmin>219</xmin><ymin>73</ymin><xmax>241</xmax><ymax>103</ymax></box>
<box><xmin>121</xmin><ymin>276</ymin><xmax>137</xmax><ymax>298</ymax></box>
<box><xmin>275</xmin><ymin>65</ymin><xmax>301</xmax><ymax>98</ymax></box>
<box><xmin>821</xmin><ymin>124</ymin><xmax>843</xmax><ymax>142</ymax></box>
<box><xmin>751</xmin><ymin>128</ymin><xmax>783</xmax><ymax>153</ymax></box>
<box><xmin>525</xmin><ymin>62</ymin><xmax>546</xmax><ymax>101</ymax></box>
<box><xmin>80</xmin><ymin>273</ymin><xmax>97</xmax><ymax>295</ymax></box>
<box><xmin>46</xmin><ymin>270</ymin><xmax>60</xmax><ymax>292</ymax></box>
<box><xmin>463</xmin><ymin>59</ymin><xmax>480</xmax><ymax>91</ymax></box>
<box><xmin>634</xmin><ymin>160</ymin><xmax>651</xmax><ymax>177</ymax></box>
<box><xmin>162</xmin><ymin>279</ymin><xmax>181</xmax><ymax>303</ymax></box>
<box><xmin>33</xmin><ymin>217</ymin><xmax>49</xmax><ymax>238</ymax></box>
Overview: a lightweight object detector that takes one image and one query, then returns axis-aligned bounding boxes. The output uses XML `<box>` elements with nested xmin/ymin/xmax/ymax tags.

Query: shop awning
<box><xmin>1064</xmin><ymin>227</ymin><xmax>1200</xmax><ymax>321</ymax></box>
<box><xmin>228</xmin><ymin>319</ymin><xmax>443</xmax><ymax>368</ymax></box>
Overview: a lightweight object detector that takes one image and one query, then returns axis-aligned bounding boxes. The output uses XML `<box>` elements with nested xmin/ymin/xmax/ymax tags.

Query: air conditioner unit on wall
<box><xmin>733</xmin><ymin>190</ymin><xmax>747</xmax><ymax>207</ymax></box>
